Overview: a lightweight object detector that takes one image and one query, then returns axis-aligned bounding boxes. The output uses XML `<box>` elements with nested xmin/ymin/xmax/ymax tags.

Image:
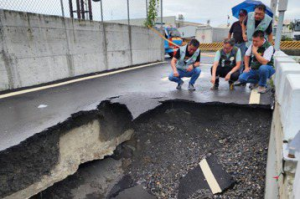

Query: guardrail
<box><xmin>194</xmin><ymin>41</ymin><xmax>300</xmax><ymax>51</ymax></box>
<box><xmin>264</xmin><ymin>51</ymin><xmax>300</xmax><ymax>199</ymax></box>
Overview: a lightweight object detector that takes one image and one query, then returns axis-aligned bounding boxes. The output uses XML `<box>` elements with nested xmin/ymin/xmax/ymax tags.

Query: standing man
<box><xmin>242</xmin><ymin>4</ymin><xmax>273</xmax><ymax>48</ymax></box>
<box><xmin>228</xmin><ymin>9</ymin><xmax>247</xmax><ymax>72</ymax></box>
<box><xmin>211</xmin><ymin>38</ymin><xmax>242</xmax><ymax>90</ymax></box>
<box><xmin>169</xmin><ymin>39</ymin><xmax>201</xmax><ymax>91</ymax></box>
<box><xmin>237</xmin><ymin>30</ymin><xmax>275</xmax><ymax>94</ymax></box>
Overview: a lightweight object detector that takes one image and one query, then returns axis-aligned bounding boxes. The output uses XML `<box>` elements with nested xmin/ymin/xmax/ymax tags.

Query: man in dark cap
<box><xmin>228</xmin><ymin>9</ymin><xmax>247</xmax><ymax>73</ymax></box>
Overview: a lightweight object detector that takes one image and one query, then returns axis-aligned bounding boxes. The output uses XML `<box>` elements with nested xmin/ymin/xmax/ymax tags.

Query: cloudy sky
<box><xmin>99</xmin><ymin>0</ymin><xmax>300</xmax><ymax>26</ymax></box>
<box><xmin>0</xmin><ymin>0</ymin><xmax>299</xmax><ymax>26</ymax></box>
<box><xmin>162</xmin><ymin>0</ymin><xmax>300</xmax><ymax>26</ymax></box>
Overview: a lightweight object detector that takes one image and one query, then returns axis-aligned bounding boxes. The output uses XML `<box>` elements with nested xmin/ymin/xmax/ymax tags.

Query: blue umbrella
<box><xmin>232</xmin><ymin>0</ymin><xmax>273</xmax><ymax>19</ymax></box>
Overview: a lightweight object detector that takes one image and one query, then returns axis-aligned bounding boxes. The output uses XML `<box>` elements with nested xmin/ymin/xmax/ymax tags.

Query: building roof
<box><xmin>274</xmin><ymin>19</ymin><xmax>292</xmax><ymax>26</ymax></box>
<box><xmin>176</xmin><ymin>20</ymin><xmax>205</xmax><ymax>27</ymax></box>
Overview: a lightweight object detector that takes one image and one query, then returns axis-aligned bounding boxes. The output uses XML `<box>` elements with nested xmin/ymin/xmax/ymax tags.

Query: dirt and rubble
<box><xmin>33</xmin><ymin>101</ymin><xmax>272</xmax><ymax>199</ymax></box>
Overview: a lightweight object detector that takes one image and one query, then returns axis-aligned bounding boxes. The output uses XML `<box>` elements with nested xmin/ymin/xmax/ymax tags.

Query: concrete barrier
<box><xmin>265</xmin><ymin>52</ymin><xmax>300</xmax><ymax>199</ymax></box>
<box><xmin>275</xmin><ymin>63</ymin><xmax>300</xmax><ymax>105</ymax></box>
<box><xmin>274</xmin><ymin>57</ymin><xmax>296</xmax><ymax>69</ymax></box>
<box><xmin>281</xmin><ymin>74</ymin><xmax>300</xmax><ymax>140</ymax></box>
<box><xmin>0</xmin><ymin>10</ymin><xmax>164</xmax><ymax>91</ymax></box>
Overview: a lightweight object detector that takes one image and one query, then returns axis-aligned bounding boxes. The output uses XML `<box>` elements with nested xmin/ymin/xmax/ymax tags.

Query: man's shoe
<box><xmin>233</xmin><ymin>81</ymin><xmax>246</xmax><ymax>86</ymax></box>
<box><xmin>210</xmin><ymin>84</ymin><xmax>219</xmax><ymax>90</ymax></box>
<box><xmin>249</xmin><ymin>83</ymin><xmax>259</xmax><ymax>90</ymax></box>
<box><xmin>258</xmin><ymin>86</ymin><xmax>267</xmax><ymax>94</ymax></box>
<box><xmin>188</xmin><ymin>83</ymin><xmax>196</xmax><ymax>91</ymax></box>
<box><xmin>229</xmin><ymin>82</ymin><xmax>234</xmax><ymax>91</ymax></box>
<box><xmin>176</xmin><ymin>81</ymin><xmax>184</xmax><ymax>90</ymax></box>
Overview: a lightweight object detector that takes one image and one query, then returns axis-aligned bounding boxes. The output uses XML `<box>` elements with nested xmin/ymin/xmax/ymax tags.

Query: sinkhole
<box><xmin>31</xmin><ymin>101</ymin><xmax>272</xmax><ymax>199</ymax></box>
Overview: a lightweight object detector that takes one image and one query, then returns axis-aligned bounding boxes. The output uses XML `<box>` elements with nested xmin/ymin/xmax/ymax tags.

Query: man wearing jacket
<box><xmin>237</xmin><ymin>30</ymin><xmax>275</xmax><ymax>94</ymax></box>
<box><xmin>169</xmin><ymin>39</ymin><xmax>201</xmax><ymax>91</ymax></box>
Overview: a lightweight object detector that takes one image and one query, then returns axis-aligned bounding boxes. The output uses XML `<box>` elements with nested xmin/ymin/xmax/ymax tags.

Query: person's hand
<box><xmin>252</xmin><ymin>46</ymin><xmax>258</xmax><ymax>54</ymax></box>
<box><xmin>244</xmin><ymin>67</ymin><xmax>250</xmax><ymax>73</ymax></box>
<box><xmin>187</xmin><ymin>65</ymin><xmax>193</xmax><ymax>72</ymax></box>
<box><xmin>174</xmin><ymin>70</ymin><xmax>179</xmax><ymax>77</ymax></box>
<box><xmin>211</xmin><ymin>76</ymin><xmax>216</xmax><ymax>84</ymax></box>
<box><xmin>243</xmin><ymin>34</ymin><xmax>248</xmax><ymax>42</ymax></box>
<box><xmin>225</xmin><ymin>73</ymin><xmax>231</xmax><ymax>81</ymax></box>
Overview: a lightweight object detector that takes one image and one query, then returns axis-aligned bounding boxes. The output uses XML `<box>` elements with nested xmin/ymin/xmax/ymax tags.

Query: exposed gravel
<box><xmin>122</xmin><ymin>102</ymin><xmax>272</xmax><ymax>199</ymax></box>
<box><xmin>32</xmin><ymin>102</ymin><xmax>272</xmax><ymax>199</ymax></box>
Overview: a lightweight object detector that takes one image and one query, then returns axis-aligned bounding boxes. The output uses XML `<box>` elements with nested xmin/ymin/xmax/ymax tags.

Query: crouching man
<box><xmin>211</xmin><ymin>38</ymin><xmax>242</xmax><ymax>90</ymax></box>
<box><xmin>168</xmin><ymin>39</ymin><xmax>201</xmax><ymax>91</ymax></box>
<box><xmin>236</xmin><ymin>30</ymin><xmax>275</xmax><ymax>94</ymax></box>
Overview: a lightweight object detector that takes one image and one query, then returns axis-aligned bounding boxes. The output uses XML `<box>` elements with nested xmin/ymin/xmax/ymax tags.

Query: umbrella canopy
<box><xmin>232</xmin><ymin>0</ymin><xmax>273</xmax><ymax>19</ymax></box>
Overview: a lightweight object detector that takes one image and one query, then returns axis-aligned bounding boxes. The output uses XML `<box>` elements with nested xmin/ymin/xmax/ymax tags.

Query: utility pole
<box><xmin>270</xmin><ymin>0</ymin><xmax>278</xmax><ymax>21</ymax></box>
<box><xmin>161</xmin><ymin>0</ymin><xmax>163</xmax><ymax>30</ymax></box>
<box><xmin>127</xmin><ymin>0</ymin><xmax>130</xmax><ymax>25</ymax></box>
<box><xmin>275</xmin><ymin>0</ymin><xmax>288</xmax><ymax>51</ymax></box>
<box><xmin>100</xmin><ymin>0</ymin><xmax>103</xmax><ymax>22</ymax></box>
<box><xmin>146</xmin><ymin>0</ymin><xmax>148</xmax><ymax>19</ymax></box>
<box><xmin>60</xmin><ymin>0</ymin><xmax>65</xmax><ymax>18</ymax></box>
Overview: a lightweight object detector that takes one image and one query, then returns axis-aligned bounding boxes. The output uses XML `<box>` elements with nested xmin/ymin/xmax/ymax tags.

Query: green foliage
<box><xmin>144</xmin><ymin>0</ymin><xmax>159</xmax><ymax>27</ymax></box>
<box><xmin>289</xmin><ymin>22</ymin><xmax>295</xmax><ymax>30</ymax></box>
<box><xmin>281</xmin><ymin>35</ymin><xmax>293</xmax><ymax>41</ymax></box>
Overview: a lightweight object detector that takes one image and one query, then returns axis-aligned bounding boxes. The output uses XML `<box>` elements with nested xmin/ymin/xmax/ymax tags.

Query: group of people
<box><xmin>169</xmin><ymin>4</ymin><xmax>275</xmax><ymax>94</ymax></box>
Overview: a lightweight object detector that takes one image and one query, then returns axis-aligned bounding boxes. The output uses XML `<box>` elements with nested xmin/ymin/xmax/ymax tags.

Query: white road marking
<box><xmin>161</xmin><ymin>77</ymin><xmax>169</xmax><ymax>81</ymax></box>
<box><xmin>199</xmin><ymin>159</ymin><xmax>222</xmax><ymax>194</ymax></box>
<box><xmin>249</xmin><ymin>89</ymin><xmax>261</xmax><ymax>104</ymax></box>
<box><xmin>0</xmin><ymin>62</ymin><xmax>166</xmax><ymax>100</ymax></box>
<box><xmin>38</xmin><ymin>104</ymin><xmax>48</xmax><ymax>109</ymax></box>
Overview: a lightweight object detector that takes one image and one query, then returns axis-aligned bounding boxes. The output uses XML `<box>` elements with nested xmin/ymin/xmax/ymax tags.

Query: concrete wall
<box><xmin>196</xmin><ymin>27</ymin><xmax>229</xmax><ymax>43</ymax></box>
<box><xmin>178</xmin><ymin>26</ymin><xmax>197</xmax><ymax>38</ymax></box>
<box><xmin>196</xmin><ymin>27</ymin><xmax>213</xmax><ymax>43</ymax></box>
<box><xmin>265</xmin><ymin>51</ymin><xmax>300</xmax><ymax>199</ymax></box>
<box><xmin>0</xmin><ymin>10</ymin><xmax>164</xmax><ymax>91</ymax></box>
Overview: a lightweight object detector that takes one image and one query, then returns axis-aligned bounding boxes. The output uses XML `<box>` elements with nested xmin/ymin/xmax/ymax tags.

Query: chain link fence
<box><xmin>0</xmin><ymin>0</ymin><xmax>162</xmax><ymax>26</ymax></box>
<box><xmin>0</xmin><ymin>0</ymin><xmax>63</xmax><ymax>16</ymax></box>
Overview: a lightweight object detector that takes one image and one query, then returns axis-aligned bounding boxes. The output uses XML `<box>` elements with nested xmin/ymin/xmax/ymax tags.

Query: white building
<box><xmin>106</xmin><ymin>16</ymin><xmax>177</xmax><ymax>27</ymax></box>
<box><xmin>178</xmin><ymin>24</ymin><xmax>206</xmax><ymax>39</ymax></box>
<box><xmin>273</xmin><ymin>19</ymin><xmax>293</xmax><ymax>38</ymax></box>
<box><xmin>196</xmin><ymin>26</ymin><xmax>229</xmax><ymax>43</ymax></box>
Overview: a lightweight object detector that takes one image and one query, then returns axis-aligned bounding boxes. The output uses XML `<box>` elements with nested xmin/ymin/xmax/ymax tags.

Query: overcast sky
<box><xmin>162</xmin><ymin>0</ymin><xmax>300</xmax><ymax>26</ymax></box>
<box><xmin>0</xmin><ymin>0</ymin><xmax>299</xmax><ymax>26</ymax></box>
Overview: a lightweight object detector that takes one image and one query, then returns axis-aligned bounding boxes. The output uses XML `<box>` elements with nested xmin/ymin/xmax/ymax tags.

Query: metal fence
<box><xmin>0</xmin><ymin>0</ymin><xmax>162</xmax><ymax>26</ymax></box>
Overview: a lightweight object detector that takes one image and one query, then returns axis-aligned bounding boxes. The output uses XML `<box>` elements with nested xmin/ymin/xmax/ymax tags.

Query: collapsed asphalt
<box><xmin>2</xmin><ymin>55</ymin><xmax>274</xmax><ymax>198</ymax></box>
<box><xmin>33</xmin><ymin>101</ymin><xmax>272</xmax><ymax>199</ymax></box>
<box><xmin>0</xmin><ymin>54</ymin><xmax>273</xmax><ymax>152</ymax></box>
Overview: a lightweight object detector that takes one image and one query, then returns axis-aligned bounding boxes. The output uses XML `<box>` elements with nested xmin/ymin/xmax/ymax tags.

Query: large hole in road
<box><xmin>32</xmin><ymin>102</ymin><xmax>272</xmax><ymax>199</ymax></box>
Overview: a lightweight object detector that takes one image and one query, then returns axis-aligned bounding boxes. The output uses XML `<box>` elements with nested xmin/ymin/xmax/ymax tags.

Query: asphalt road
<box><xmin>0</xmin><ymin>53</ymin><xmax>273</xmax><ymax>151</ymax></box>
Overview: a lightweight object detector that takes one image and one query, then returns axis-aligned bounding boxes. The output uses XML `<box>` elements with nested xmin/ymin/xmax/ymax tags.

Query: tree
<box><xmin>144</xmin><ymin>0</ymin><xmax>160</xmax><ymax>27</ymax></box>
